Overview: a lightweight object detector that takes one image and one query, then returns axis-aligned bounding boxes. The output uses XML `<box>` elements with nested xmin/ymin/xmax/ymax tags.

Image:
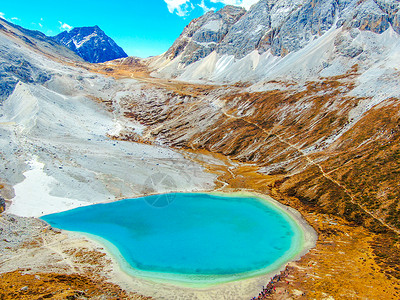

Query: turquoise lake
<box><xmin>41</xmin><ymin>193</ymin><xmax>302</xmax><ymax>281</ymax></box>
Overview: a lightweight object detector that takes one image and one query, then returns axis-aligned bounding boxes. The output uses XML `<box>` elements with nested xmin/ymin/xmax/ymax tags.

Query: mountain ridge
<box><xmin>150</xmin><ymin>0</ymin><xmax>400</xmax><ymax>88</ymax></box>
<box><xmin>0</xmin><ymin>18</ymin><xmax>84</xmax><ymax>100</ymax></box>
<box><xmin>53</xmin><ymin>25</ymin><xmax>128</xmax><ymax>63</ymax></box>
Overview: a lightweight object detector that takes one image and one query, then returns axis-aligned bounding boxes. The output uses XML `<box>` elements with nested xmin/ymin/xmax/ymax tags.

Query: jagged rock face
<box><xmin>217</xmin><ymin>0</ymin><xmax>275</xmax><ymax>58</ymax></box>
<box><xmin>373</xmin><ymin>0</ymin><xmax>400</xmax><ymax>34</ymax></box>
<box><xmin>53</xmin><ymin>26</ymin><xmax>128</xmax><ymax>63</ymax></box>
<box><xmin>225</xmin><ymin>0</ymin><xmax>398</xmax><ymax>57</ymax></box>
<box><xmin>341</xmin><ymin>0</ymin><xmax>390</xmax><ymax>34</ymax></box>
<box><xmin>165</xmin><ymin>5</ymin><xmax>246</xmax><ymax>65</ymax></box>
<box><xmin>261</xmin><ymin>0</ymin><xmax>338</xmax><ymax>56</ymax></box>
<box><xmin>160</xmin><ymin>0</ymin><xmax>400</xmax><ymax>70</ymax></box>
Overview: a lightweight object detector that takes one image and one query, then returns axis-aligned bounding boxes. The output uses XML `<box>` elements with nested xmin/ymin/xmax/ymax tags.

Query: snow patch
<box><xmin>73</xmin><ymin>32</ymin><xmax>97</xmax><ymax>49</ymax></box>
<box><xmin>202</xmin><ymin>20</ymin><xmax>222</xmax><ymax>32</ymax></box>
<box><xmin>7</xmin><ymin>158</ymin><xmax>87</xmax><ymax>217</ymax></box>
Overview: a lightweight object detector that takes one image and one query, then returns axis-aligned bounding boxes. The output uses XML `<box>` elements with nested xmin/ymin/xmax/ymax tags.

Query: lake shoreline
<box><xmin>50</xmin><ymin>190</ymin><xmax>317</xmax><ymax>299</ymax></box>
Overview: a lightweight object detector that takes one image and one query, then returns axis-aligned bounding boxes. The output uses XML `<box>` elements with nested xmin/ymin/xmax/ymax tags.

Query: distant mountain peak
<box><xmin>53</xmin><ymin>25</ymin><xmax>128</xmax><ymax>63</ymax></box>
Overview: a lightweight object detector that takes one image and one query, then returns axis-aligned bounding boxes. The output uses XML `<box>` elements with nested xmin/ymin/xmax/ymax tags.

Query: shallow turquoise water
<box><xmin>41</xmin><ymin>193</ymin><xmax>301</xmax><ymax>277</ymax></box>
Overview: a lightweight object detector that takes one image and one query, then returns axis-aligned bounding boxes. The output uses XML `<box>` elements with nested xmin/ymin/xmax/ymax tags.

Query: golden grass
<box><xmin>0</xmin><ymin>270</ymin><xmax>151</xmax><ymax>300</ymax></box>
<box><xmin>186</xmin><ymin>148</ymin><xmax>400</xmax><ymax>299</ymax></box>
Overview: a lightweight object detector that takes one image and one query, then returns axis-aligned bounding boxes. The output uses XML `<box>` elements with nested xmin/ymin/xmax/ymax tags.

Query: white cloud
<box><xmin>210</xmin><ymin>0</ymin><xmax>259</xmax><ymax>10</ymax></box>
<box><xmin>11</xmin><ymin>17</ymin><xmax>20</xmax><ymax>21</ymax></box>
<box><xmin>0</xmin><ymin>12</ymin><xmax>5</xmax><ymax>19</ymax></box>
<box><xmin>198</xmin><ymin>0</ymin><xmax>214</xmax><ymax>13</ymax></box>
<box><xmin>164</xmin><ymin>0</ymin><xmax>192</xmax><ymax>16</ymax></box>
<box><xmin>164</xmin><ymin>0</ymin><xmax>258</xmax><ymax>17</ymax></box>
<box><xmin>39</xmin><ymin>23</ymin><xmax>43</xmax><ymax>28</ymax></box>
<box><xmin>58</xmin><ymin>21</ymin><xmax>72</xmax><ymax>32</ymax></box>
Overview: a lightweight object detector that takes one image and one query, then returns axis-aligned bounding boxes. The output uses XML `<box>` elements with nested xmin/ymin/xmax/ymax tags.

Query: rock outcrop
<box><xmin>0</xmin><ymin>196</ymin><xmax>5</xmax><ymax>213</ymax></box>
<box><xmin>165</xmin><ymin>5</ymin><xmax>246</xmax><ymax>65</ymax></box>
<box><xmin>216</xmin><ymin>0</ymin><xmax>275</xmax><ymax>58</ymax></box>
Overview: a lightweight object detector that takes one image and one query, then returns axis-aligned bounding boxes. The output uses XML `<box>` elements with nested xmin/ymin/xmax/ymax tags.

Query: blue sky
<box><xmin>0</xmin><ymin>0</ymin><xmax>258</xmax><ymax>58</ymax></box>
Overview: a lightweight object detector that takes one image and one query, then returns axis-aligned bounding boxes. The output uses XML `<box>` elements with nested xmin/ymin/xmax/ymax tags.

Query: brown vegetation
<box><xmin>187</xmin><ymin>149</ymin><xmax>400</xmax><ymax>299</ymax></box>
<box><xmin>0</xmin><ymin>270</ymin><xmax>151</xmax><ymax>300</ymax></box>
<box><xmin>84</xmin><ymin>61</ymin><xmax>400</xmax><ymax>298</ymax></box>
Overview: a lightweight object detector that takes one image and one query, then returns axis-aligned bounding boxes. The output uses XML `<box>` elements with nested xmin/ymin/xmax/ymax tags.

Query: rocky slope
<box><xmin>107</xmin><ymin>63</ymin><xmax>400</xmax><ymax>286</ymax></box>
<box><xmin>0</xmin><ymin>20</ymin><xmax>215</xmax><ymax>217</ymax></box>
<box><xmin>53</xmin><ymin>26</ymin><xmax>128</xmax><ymax>63</ymax></box>
<box><xmin>103</xmin><ymin>2</ymin><xmax>400</xmax><ymax>291</ymax></box>
<box><xmin>0</xmin><ymin>18</ymin><xmax>83</xmax><ymax>101</ymax></box>
<box><xmin>151</xmin><ymin>0</ymin><xmax>400</xmax><ymax>90</ymax></box>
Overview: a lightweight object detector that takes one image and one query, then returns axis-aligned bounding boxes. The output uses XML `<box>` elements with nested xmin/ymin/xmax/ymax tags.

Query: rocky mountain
<box><xmin>53</xmin><ymin>26</ymin><xmax>128</xmax><ymax>63</ymax></box>
<box><xmin>151</xmin><ymin>0</ymin><xmax>400</xmax><ymax>89</ymax></box>
<box><xmin>164</xmin><ymin>5</ymin><xmax>246</xmax><ymax>66</ymax></box>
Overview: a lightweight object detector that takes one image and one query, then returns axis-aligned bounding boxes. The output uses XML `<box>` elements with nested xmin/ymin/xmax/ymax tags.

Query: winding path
<box><xmin>128</xmin><ymin>72</ymin><xmax>399</xmax><ymax>236</ymax></box>
<box><xmin>40</xmin><ymin>232</ymin><xmax>81</xmax><ymax>273</ymax></box>
<box><xmin>220</xmin><ymin>108</ymin><xmax>400</xmax><ymax>235</ymax></box>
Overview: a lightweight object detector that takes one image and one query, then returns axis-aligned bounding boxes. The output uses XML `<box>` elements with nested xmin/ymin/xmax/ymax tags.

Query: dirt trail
<box><xmin>124</xmin><ymin>70</ymin><xmax>400</xmax><ymax>236</ymax></box>
<box><xmin>40</xmin><ymin>232</ymin><xmax>81</xmax><ymax>273</ymax></box>
<box><xmin>219</xmin><ymin>107</ymin><xmax>400</xmax><ymax>235</ymax></box>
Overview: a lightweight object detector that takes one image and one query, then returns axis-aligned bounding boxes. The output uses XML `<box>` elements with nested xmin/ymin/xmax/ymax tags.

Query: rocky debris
<box><xmin>53</xmin><ymin>26</ymin><xmax>128</xmax><ymax>63</ymax></box>
<box><xmin>0</xmin><ymin>214</ymin><xmax>47</xmax><ymax>258</ymax></box>
<box><xmin>334</xmin><ymin>31</ymin><xmax>364</xmax><ymax>58</ymax></box>
<box><xmin>0</xmin><ymin>197</ymin><xmax>5</xmax><ymax>213</ymax></box>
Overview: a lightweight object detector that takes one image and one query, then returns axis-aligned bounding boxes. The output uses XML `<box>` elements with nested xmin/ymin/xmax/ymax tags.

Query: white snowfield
<box><xmin>6</xmin><ymin>159</ymin><xmax>86</xmax><ymax>217</ymax></box>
